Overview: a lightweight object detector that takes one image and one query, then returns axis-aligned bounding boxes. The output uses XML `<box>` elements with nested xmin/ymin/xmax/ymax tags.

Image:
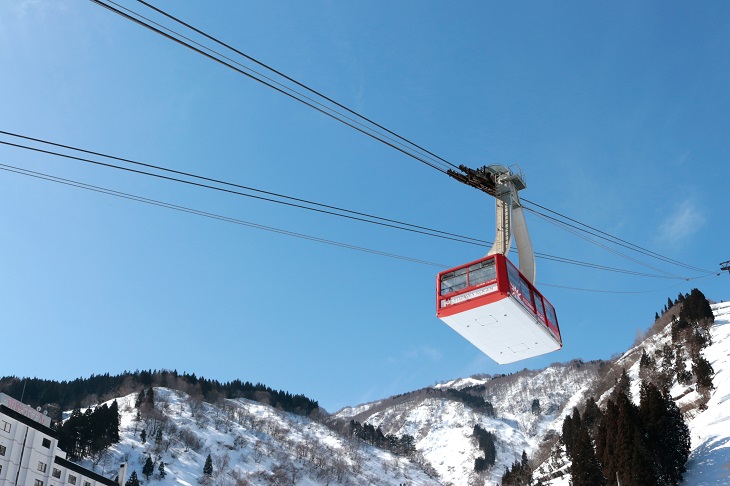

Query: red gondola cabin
<box><xmin>437</xmin><ymin>254</ymin><xmax>562</xmax><ymax>364</ymax></box>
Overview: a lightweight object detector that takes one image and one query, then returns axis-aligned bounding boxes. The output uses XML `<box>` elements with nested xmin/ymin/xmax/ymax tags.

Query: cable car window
<box><xmin>440</xmin><ymin>267</ymin><xmax>468</xmax><ymax>295</ymax></box>
<box><xmin>506</xmin><ymin>262</ymin><xmax>520</xmax><ymax>291</ymax></box>
<box><xmin>468</xmin><ymin>260</ymin><xmax>496</xmax><ymax>287</ymax></box>
<box><xmin>506</xmin><ymin>261</ymin><xmax>535</xmax><ymax>311</ymax></box>
<box><xmin>534</xmin><ymin>295</ymin><xmax>546</xmax><ymax>322</ymax></box>
<box><xmin>544</xmin><ymin>301</ymin><xmax>557</xmax><ymax>326</ymax></box>
<box><xmin>519</xmin><ymin>275</ymin><xmax>535</xmax><ymax>311</ymax></box>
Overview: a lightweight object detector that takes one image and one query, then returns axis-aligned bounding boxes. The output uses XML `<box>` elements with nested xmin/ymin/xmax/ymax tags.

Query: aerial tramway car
<box><xmin>436</xmin><ymin>164</ymin><xmax>562</xmax><ymax>364</ymax></box>
<box><xmin>437</xmin><ymin>253</ymin><xmax>561</xmax><ymax>364</ymax></box>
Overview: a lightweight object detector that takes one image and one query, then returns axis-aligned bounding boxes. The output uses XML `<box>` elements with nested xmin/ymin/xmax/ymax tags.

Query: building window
<box><xmin>0</xmin><ymin>464</ymin><xmax>3</xmax><ymax>474</ymax></box>
<box><xmin>38</xmin><ymin>461</ymin><xmax>47</xmax><ymax>473</ymax></box>
<box><xmin>68</xmin><ymin>475</ymin><xmax>77</xmax><ymax>485</ymax></box>
<box><xmin>42</xmin><ymin>437</ymin><xmax>51</xmax><ymax>448</ymax></box>
<box><xmin>52</xmin><ymin>468</ymin><xmax>62</xmax><ymax>479</ymax></box>
<box><xmin>1</xmin><ymin>421</ymin><xmax>10</xmax><ymax>433</ymax></box>
<box><xmin>0</xmin><ymin>444</ymin><xmax>6</xmax><ymax>455</ymax></box>
<box><xmin>84</xmin><ymin>482</ymin><xmax>91</xmax><ymax>486</ymax></box>
<box><xmin>34</xmin><ymin>480</ymin><xmax>44</xmax><ymax>486</ymax></box>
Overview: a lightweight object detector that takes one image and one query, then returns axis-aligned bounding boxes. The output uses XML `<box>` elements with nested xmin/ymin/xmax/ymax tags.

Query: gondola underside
<box><xmin>439</xmin><ymin>294</ymin><xmax>562</xmax><ymax>364</ymax></box>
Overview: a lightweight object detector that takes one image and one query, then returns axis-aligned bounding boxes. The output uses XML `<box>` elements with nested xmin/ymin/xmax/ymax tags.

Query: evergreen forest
<box><xmin>0</xmin><ymin>369</ymin><xmax>319</xmax><ymax>421</ymax></box>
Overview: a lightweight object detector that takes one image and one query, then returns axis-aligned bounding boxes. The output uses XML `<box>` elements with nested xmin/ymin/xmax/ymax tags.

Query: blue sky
<box><xmin>1</xmin><ymin>1</ymin><xmax>728</xmax><ymax>412</ymax></box>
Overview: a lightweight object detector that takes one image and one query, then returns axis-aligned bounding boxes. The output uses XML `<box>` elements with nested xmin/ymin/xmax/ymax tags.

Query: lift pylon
<box><xmin>448</xmin><ymin>164</ymin><xmax>535</xmax><ymax>284</ymax></box>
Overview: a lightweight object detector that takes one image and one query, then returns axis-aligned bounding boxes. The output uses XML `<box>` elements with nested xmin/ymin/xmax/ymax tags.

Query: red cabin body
<box><xmin>436</xmin><ymin>254</ymin><xmax>562</xmax><ymax>364</ymax></box>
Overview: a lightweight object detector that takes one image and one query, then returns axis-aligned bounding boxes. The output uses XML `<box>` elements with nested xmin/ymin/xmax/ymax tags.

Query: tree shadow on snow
<box><xmin>683</xmin><ymin>435</ymin><xmax>730</xmax><ymax>485</ymax></box>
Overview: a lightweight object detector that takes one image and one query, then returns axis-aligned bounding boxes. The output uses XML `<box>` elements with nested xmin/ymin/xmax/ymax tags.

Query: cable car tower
<box><xmin>436</xmin><ymin>165</ymin><xmax>562</xmax><ymax>364</ymax></box>
<box><xmin>721</xmin><ymin>260</ymin><xmax>730</xmax><ymax>275</ymax></box>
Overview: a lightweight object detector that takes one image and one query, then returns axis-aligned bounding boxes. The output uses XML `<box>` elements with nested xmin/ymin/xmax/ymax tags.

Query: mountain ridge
<box><xmin>3</xmin><ymin>297</ymin><xmax>728</xmax><ymax>485</ymax></box>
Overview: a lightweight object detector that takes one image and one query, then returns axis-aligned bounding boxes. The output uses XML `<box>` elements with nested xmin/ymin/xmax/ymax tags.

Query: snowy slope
<box><xmin>76</xmin><ymin>388</ymin><xmax>440</xmax><ymax>486</ymax></box>
<box><xmin>61</xmin><ymin>302</ymin><xmax>730</xmax><ymax>486</ymax></box>
<box><xmin>683</xmin><ymin>302</ymin><xmax>730</xmax><ymax>485</ymax></box>
<box><xmin>335</xmin><ymin>362</ymin><xmax>600</xmax><ymax>485</ymax></box>
<box><xmin>538</xmin><ymin>301</ymin><xmax>730</xmax><ymax>486</ymax></box>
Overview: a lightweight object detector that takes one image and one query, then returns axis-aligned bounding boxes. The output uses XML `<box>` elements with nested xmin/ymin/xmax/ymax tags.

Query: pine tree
<box><xmin>473</xmin><ymin>425</ymin><xmax>497</xmax><ymax>471</ymax></box>
<box><xmin>399</xmin><ymin>434</ymin><xmax>416</xmax><ymax>457</ymax></box>
<box><xmin>140</xmin><ymin>429</ymin><xmax>146</xmax><ymax>444</ymax></box>
<box><xmin>693</xmin><ymin>355</ymin><xmax>715</xmax><ymax>399</ymax></box>
<box><xmin>661</xmin><ymin>343</ymin><xmax>675</xmax><ymax>371</ymax></box>
<box><xmin>158</xmin><ymin>461</ymin><xmax>166</xmax><ymax>480</ymax></box>
<box><xmin>133</xmin><ymin>410</ymin><xmax>141</xmax><ymax>434</ymax></box>
<box><xmin>203</xmin><ymin>453</ymin><xmax>213</xmax><ymax>476</ymax></box>
<box><xmin>501</xmin><ymin>452</ymin><xmax>532</xmax><ymax>486</ymax></box>
<box><xmin>135</xmin><ymin>390</ymin><xmax>145</xmax><ymax>408</ymax></box>
<box><xmin>482</xmin><ymin>433</ymin><xmax>496</xmax><ymax>468</ymax></box>
<box><xmin>109</xmin><ymin>400</ymin><xmax>121</xmax><ymax>443</ymax></box>
<box><xmin>680</xmin><ymin>288</ymin><xmax>714</xmax><ymax>325</ymax></box>
<box><xmin>595</xmin><ymin>399</ymin><xmax>618</xmax><ymax>482</ymax></box>
<box><xmin>502</xmin><ymin>466</ymin><xmax>513</xmax><ymax>485</ymax></box>
<box><xmin>627</xmin><ymin>428</ymin><xmax>656</xmax><ymax>485</ymax></box>
<box><xmin>614</xmin><ymin>392</ymin><xmax>657</xmax><ymax>486</ymax></box>
<box><xmin>531</xmin><ymin>399</ymin><xmax>541</xmax><ymax>415</ymax></box>
<box><xmin>614</xmin><ymin>368</ymin><xmax>632</xmax><ymax>401</ymax></box>
<box><xmin>561</xmin><ymin>413</ymin><xmax>575</xmax><ymax>457</ymax></box>
<box><xmin>125</xmin><ymin>470</ymin><xmax>140</xmax><ymax>486</ymax></box>
<box><xmin>582</xmin><ymin>397</ymin><xmax>602</xmax><ymax>436</ymax></box>
<box><xmin>674</xmin><ymin>346</ymin><xmax>692</xmax><ymax>385</ymax></box>
<box><xmin>640</xmin><ymin>381</ymin><xmax>690</xmax><ymax>485</ymax></box>
<box><xmin>145</xmin><ymin>387</ymin><xmax>155</xmax><ymax>406</ymax></box>
<box><xmin>520</xmin><ymin>450</ymin><xmax>532</xmax><ymax>484</ymax></box>
<box><xmin>569</xmin><ymin>427</ymin><xmax>605</xmax><ymax>486</ymax></box>
<box><xmin>142</xmin><ymin>455</ymin><xmax>154</xmax><ymax>481</ymax></box>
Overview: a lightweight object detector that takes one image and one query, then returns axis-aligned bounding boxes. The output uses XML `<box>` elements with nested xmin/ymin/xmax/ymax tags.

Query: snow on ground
<box><xmin>355</xmin><ymin>365</ymin><xmax>597</xmax><ymax>486</ymax></box>
<box><xmin>365</xmin><ymin>397</ymin><xmax>526</xmax><ymax>486</ymax></box>
<box><xmin>540</xmin><ymin>301</ymin><xmax>730</xmax><ymax>486</ymax></box>
<box><xmin>77</xmin><ymin>387</ymin><xmax>440</xmax><ymax>486</ymax></box>
<box><xmin>433</xmin><ymin>377</ymin><xmax>488</xmax><ymax>390</ymax></box>
<box><xmin>63</xmin><ymin>302</ymin><xmax>730</xmax><ymax>485</ymax></box>
<box><xmin>683</xmin><ymin>302</ymin><xmax>730</xmax><ymax>485</ymax></box>
<box><xmin>333</xmin><ymin>399</ymin><xmax>383</xmax><ymax>419</ymax></box>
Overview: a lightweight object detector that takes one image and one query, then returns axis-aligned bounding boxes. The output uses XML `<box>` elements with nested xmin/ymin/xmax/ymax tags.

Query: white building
<box><xmin>0</xmin><ymin>393</ymin><xmax>122</xmax><ymax>486</ymax></box>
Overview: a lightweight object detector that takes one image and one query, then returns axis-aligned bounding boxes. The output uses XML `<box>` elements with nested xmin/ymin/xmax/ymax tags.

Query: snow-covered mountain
<box><xmin>334</xmin><ymin>362</ymin><xmax>601</xmax><ymax>485</ymax></box>
<box><xmin>78</xmin><ymin>388</ymin><xmax>440</xmax><ymax>485</ymax></box>
<box><xmin>538</xmin><ymin>301</ymin><xmax>730</xmax><ymax>486</ymax></box>
<box><xmin>668</xmin><ymin>302</ymin><xmax>730</xmax><ymax>485</ymax></box>
<box><xmin>69</xmin><ymin>301</ymin><xmax>729</xmax><ymax>485</ymax></box>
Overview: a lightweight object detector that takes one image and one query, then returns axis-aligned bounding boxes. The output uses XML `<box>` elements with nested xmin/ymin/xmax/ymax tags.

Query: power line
<box><xmin>132</xmin><ymin>0</ymin><xmax>460</xmax><ymax>173</ymax></box>
<box><xmin>7</xmin><ymin>161</ymin><xmax>718</xmax><ymax>297</ymax></box>
<box><xmin>0</xmin><ymin>133</ymin><xmax>700</xmax><ymax>281</ymax></box>
<box><xmin>0</xmin><ymin>163</ymin><xmax>447</xmax><ymax>267</ymax></box>
<box><xmin>526</xmin><ymin>208</ymin><xmax>683</xmax><ymax>278</ymax></box>
<box><xmin>522</xmin><ymin>198</ymin><xmax>713</xmax><ymax>274</ymax></box>
<box><xmin>0</xmin><ymin>131</ymin><xmax>483</xmax><ymax>245</ymax></box>
<box><xmin>540</xmin><ymin>270</ymin><xmax>719</xmax><ymax>294</ymax></box>
<box><xmin>89</xmin><ymin>0</ymin><xmax>453</xmax><ymax>175</ymax></box>
<box><xmin>0</xmin><ymin>138</ymin><xmax>482</xmax><ymax>247</ymax></box>
<box><xmin>535</xmin><ymin>254</ymin><xmax>682</xmax><ymax>279</ymax></box>
<box><xmin>89</xmin><ymin>0</ymin><xmax>711</xmax><ymax>279</ymax></box>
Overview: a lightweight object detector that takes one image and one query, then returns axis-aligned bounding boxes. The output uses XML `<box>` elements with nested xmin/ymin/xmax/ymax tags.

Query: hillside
<box><xmin>538</xmin><ymin>300</ymin><xmax>730</xmax><ymax>486</ymax></box>
<box><xmin>334</xmin><ymin>362</ymin><xmax>602</xmax><ymax>485</ymax></box>
<box><xmin>673</xmin><ymin>302</ymin><xmax>730</xmax><ymax>485</ymax></box>
<box><xmin>64</xmin><ymin>361</ymin><xmax>602</xmax><ymax>485</ymax></box>
<box><xmin>5</xmin><ymin>296</ymin><xmax>728</xmax><ymax>485</ymax></box>
<box><xmin>77</xmin><ymin>388</ymin><xmax>440</xmax><ymax>485</ymax></box>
